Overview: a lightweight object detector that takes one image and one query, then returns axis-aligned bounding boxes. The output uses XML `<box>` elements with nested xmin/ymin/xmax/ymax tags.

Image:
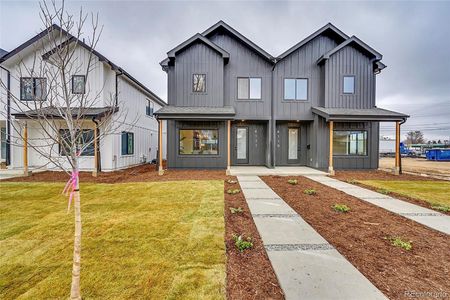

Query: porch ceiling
<box><xmin>12</xmin><ymin>106</ymin><xmax>119</xmax><ymax>119</ymax></box>
<box><xmin>312</xmin><ymin>106</ymin><xmax>409</xmax><ymax>122</ymax></box>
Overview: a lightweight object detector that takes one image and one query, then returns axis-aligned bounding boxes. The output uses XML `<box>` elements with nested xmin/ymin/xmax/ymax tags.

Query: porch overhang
<box><xmin>312</xmin><ymin>106</ymin><xmax>409</xmax><ymax>122</ymax></box>
<box><xmin>12</xmin><ymin>106</ymin><xmax>119</xmax><ymax>119</ymax></box>
<box><xmin>154</xmin><ymin>106</ymin><xmax>236</xmax><ymax>120</ymax></box>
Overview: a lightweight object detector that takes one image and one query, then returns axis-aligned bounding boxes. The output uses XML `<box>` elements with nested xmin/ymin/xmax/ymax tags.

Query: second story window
<box><xmin>146</xmin><ymin>99</ymin><xmax>154</xmax><ymax>117</ymax></box>
<box><xmin>284</xmin><ymin>78</ymin><xmax>308</xmax><ymax>101</ymax></box>
<box><xmin>343</xmin><ymin>76</ymin><xmax>355</xmax><ymax>94</ymax></box>
<box><xmin>72</xmin><ymin>75</ymin><xmax>86</xmax><ymax>94</ymax></box>
<box><xmin>237</xmin><ymin>77</ymin><xmax>261</xmax><ymax>100</ymax></box>
<box><xmin>20</xmin><ymin>77</ymin><xmax>46</xmax><ymax>101</ymax></box>
<box><xmin>193</xmin><ymin>74</ymin><xmax>206</xmax><ymax>93</ymax></box>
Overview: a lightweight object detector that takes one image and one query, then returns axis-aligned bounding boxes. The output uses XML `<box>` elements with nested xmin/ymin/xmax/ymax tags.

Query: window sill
<box><xmin>282</xmin><ymin>99</ymin><xmax>309</xmax><ymax>102</ymax></box>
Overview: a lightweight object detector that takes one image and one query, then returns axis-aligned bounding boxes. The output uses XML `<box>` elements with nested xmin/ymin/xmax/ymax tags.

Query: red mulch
<box><xmin>2</xmin><ymin>164</ymin><xmax>284</xmax><ymax>299</ymax></box>
<box><xmin>262</xmin><ymin>176</ymin><xmax>450</xmax><ymax>300</ymax></box>
<box><xmin>334</xmin><ymin>170</ymin><xmax>450</xmax><ymax>216</ymax></box>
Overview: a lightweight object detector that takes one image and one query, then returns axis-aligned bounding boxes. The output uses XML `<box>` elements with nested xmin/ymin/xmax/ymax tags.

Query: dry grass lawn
<box><xmin>0</xmin><ymin>180</ymin><xmax>225</xmax><ymax>299</ymax></box>
<box><xmin>359</xmin><ymin>180</ymin><xmax>450</xmax><ymax>207</ymax></box>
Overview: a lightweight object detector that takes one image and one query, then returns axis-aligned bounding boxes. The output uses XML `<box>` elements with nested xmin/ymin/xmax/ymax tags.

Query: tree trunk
<box><xmin>70</xmin><ymin>168</ymin><xmax>82</xmax><ymax>300</ymax></box>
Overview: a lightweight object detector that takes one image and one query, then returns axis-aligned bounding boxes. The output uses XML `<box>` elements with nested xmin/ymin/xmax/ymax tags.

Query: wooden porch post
<box><xmin>394</xmin><ymin>121</ymin><xmax>400</xmax><ymax>175</ymax></box>
<box><xmin>226</xmin><ymin>120</ymin><xmax>231</xmax><ymax>175</ymax></box>
<box><xmin>328</xmin><ymin>121</ymin><xmax>335</xmax><ymax>176</ymax></box>
<box><xmin>23</xmin><ymin>122</ymin><xmax>29</xmax><ymax>176</ymax></box>
<box><xmin>92</xmin><ymin>125</ymin><xmax>98</xmax><ymax>177</ymax></box>
<box><xmin>158</xmin><ymin>119</ymin><xmax>164</xmax><ymax>175</ymax></box>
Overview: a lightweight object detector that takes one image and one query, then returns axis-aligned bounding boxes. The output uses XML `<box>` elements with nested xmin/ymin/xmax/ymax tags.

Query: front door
<box><xmin>287</xmin><ymin>128</ymin><xmax>300</xmax><ymax>164</ymax></box>
<box><xmin>235</xmin><ymin>127</ymin><xmax>249</xmax><ymax>164</ymax></box>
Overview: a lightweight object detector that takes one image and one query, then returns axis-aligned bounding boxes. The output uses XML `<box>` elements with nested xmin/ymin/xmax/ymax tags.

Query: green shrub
<box><xmin>303</xmin><ymin>189</ymin><xmax>316</xmax><ymax>195</ymax></box>
<box><xmin>347</xmin><ymin>179</ymin><xmax>358</xmax><ymax>184</ymax></box>
<box><xmin>227</xmin><ymin>189</ymin><xmax>240</xmax><ymax>195</ymax></box>
<box><xmin>232</xmin><ymin>234</ymin><xmax>253</xmax><ymax>252</ymax></box>
<box><xmin>431</xmin><ymin>204</ymin><xmax>450</xmax><ymax>212</ymax></box>
<box><xmin>377</xmin><ymin>189</ymin><xmax>390</xmax><ymax>195</ymax></box>
<box><xmin>386</xmin><ymin>236</ymin><xmax>412</xmax><ymax>251</ymax></box>
<box><xmin>333</xmin><ymin>204</ymin><xmax>350</xmax><ymax>213</ymax></box>
<box><xmin>287</xmin><ymin>179</ymin><xmax>298</xmax><ymax>185</ymax></box>
<box><xmin>230</xmin><ymin>207</ymin><xmax>244</xmax><ymax>214</ymax></box>
<box><xmin>226</xmin><ymin>179</ymin><xmax>237</xmax><ymax>184</ymax></box>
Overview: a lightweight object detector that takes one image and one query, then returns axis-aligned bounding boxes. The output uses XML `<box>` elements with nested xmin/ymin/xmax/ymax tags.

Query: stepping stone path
<box><xmin>237</xmin><ymin>175</ymin><xmax>387</xmax><ymax>300</ymax></box>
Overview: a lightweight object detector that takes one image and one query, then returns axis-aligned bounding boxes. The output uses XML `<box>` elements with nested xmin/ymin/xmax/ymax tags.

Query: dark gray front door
<box><xmin>287</xmin><ymin>127</ymin><xmax>301</xmax><ymax>164</ymax></box>
<box><xmin>235</xmin><ymin>127</ymin><xmax>249</xmax><ymax>164</ymax></box>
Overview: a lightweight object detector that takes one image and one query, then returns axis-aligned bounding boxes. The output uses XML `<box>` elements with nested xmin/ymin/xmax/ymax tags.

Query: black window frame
<box><xmin>237</xmin><ymin>77</ymin><xmax>262</xmax><ymax>100</ymax></box>
<box><xmin>343</xmin><ymin>75</ymin><xmax>355</xmax><ymax>94</ymax></box>
<box><xmin>333</xmin><ymin>130</ymin><xmax>368</xmax><ymax>156</ymax></box>
<box><xmin>121</xmin><ymin>131</ymin><xmax>134</xmax><ymax>155</ymax></box>
<box><xmin>72</xmin><ymin>75</ymin><xmax>86</xmax><ymax>94</ymax></box>
<box><xmin>192</xmin><ymin>74</ymin><xmax>206</xmax><ymax>93</ymax></box>
<box><xmin>58</xmin><ymin>129</ymin><xmax>95</xmax><ymax>157</ymax></box>
<box><xmin>20</xmin><ymin>77</ymin><xmax>47</xmax><ymax>101</ymax></box>
<box><xmin>178</xmin><ymin>128</ymin><xmax>219</xmax><ymax>156</ymax></box>
<box><xmin>146</xmin><ymin>99</ymin><xmax>154</xmax><ymax>117</ymax></box>
<box><xmin>283</xmin><ymin>78</ymin><xmax>309</xmax><ymax>101</ymax></box>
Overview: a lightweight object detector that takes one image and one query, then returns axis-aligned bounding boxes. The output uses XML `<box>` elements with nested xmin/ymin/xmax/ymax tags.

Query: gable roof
<box><xmin>1</xmin><ymin>24</ymin><xmax>166</xmax><ymax>106</ymax></box>
<box><xmin>167</xmin><ymin>33</ymin><xmax>230</xmax><ymax>60</ymax></box>
<box><xmin>202</xmin><ymin>20</ymin><xmax>274</xmax><ymax>62</ymax></box>
<box><xmin>277</xmin><ymin>23</ymin><xmax>349</xmax><ymax>61</ymax></box>
<box><xmin>317</xmin><ymin>36</ymin><xmax>382</xmax><ymax>64</ymax></box>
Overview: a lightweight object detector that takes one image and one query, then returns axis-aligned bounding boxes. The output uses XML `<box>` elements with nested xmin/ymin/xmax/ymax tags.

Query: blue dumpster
<box><xmin>426</xmin><ymin>149</ymin><xmax>450</xmax><ymax>161</ymax></box>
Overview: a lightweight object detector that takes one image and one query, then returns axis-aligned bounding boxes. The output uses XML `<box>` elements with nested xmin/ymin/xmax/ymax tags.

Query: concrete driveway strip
<box><xmin>305</xmin><ymin>175</ymin><xmax>450</xmax><ymax>235</ymax></box>
<box><xmin>237</xmin><ymin>175</ymin><xmax>387</xmax><ymax>300</ymax></box>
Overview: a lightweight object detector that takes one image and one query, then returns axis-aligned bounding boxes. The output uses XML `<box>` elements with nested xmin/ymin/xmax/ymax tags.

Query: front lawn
<box><xmin>0</xmin><ymin>181</ymin><xmax>225</xmax><ymax>299</ymax></box>
<box><xmin>358</xmin><ymin>180</ymin><xmax>450</xmax><ymax>207</ymax></box>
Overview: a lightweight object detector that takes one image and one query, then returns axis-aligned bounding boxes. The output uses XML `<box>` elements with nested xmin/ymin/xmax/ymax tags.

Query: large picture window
<box><xmin>333</xmin><ymin>131</ymin><xmax>367</xmax><ymax>156</ymax></box>
<box><xmin>20</xmin><ymin>77</ymin><xmax>46</xmax><ymax>101</ymax></box>
<box><xmin>284</xmin><ymin>78</ymin><xmax>308</xmax><ymax>100</ymax></box>
<box><xmin>179</xmin><ymin>129</ymin><xmax>218</xmax><ymax>155</ymax></box>
<box><xmin>59</xmin><ymin>129</ymin><xmax>94</xmax><ymax>156</ymax></box>
<box><xmin>121</xmin><ymin>132</ymin><xmax>134</xmax><ymax>155</ymax></box>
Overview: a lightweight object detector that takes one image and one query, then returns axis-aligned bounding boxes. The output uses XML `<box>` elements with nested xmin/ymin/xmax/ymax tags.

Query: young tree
<box><xmin>404</xmin><ymin>130</ymin><xmax>425</xmax><ymax>145</ymax></box>
<box><xmin>0</xmin><ymin>1</ymin><xmax>132</xmax><ymax>298</ymax></box>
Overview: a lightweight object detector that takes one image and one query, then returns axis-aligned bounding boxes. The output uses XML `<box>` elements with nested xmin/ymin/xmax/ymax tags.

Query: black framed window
<box><xmin>72</xmin><ymin>75</ymin><xmax>86</xmax><ymax>94</ymax></box>
<box><xmin>284</xmin><ymin>78</ymin><xmax>308</xmax><ymax>100</ymax></box>
<box><xmin>121</xmin><ymin>132</ymin><xmax>134</xmax><ymax>155</ymax></box>
<box><xmin>237</xmin><ymin>77</ymin><xmax>261</xmax><ymax>99</ymax></box>
<box><xmin>20</xmin><ymin>77</ymin><xmax>46</xmax><ymax>101</ymax></box>
<box><xmin>59</xmin><ymin>129</ymin><xmax>94</xmax><ymax>156</ymax></box>
<box><xmin>193</xmin><ymin>74</ymin><xmax>206</xmax><ymax>93</ymax></box>
<box><xmin>179</xmin><ymin>129</ymin><xmax>218</xmax><ymax>155</ymax></box>
<box><xmin>146</xmin><ymin>99</ymin><xmax>154</xmax><ymax>117</ymax></box>
<box><xmin>343</xmin><ymin>76</ymin><xmax>355</xmax><ymax>94</ymax></box>
<box><xmin>333</xmin><ymin>130</ymin><xmax>367</xmax><ymax>156</ymax></box>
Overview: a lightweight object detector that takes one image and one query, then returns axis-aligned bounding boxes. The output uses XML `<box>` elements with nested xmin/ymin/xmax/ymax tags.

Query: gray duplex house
<box><xmin>155</xmin><ymin>21</ymin><xmax>408</xmax><ymax>174</ymax></box>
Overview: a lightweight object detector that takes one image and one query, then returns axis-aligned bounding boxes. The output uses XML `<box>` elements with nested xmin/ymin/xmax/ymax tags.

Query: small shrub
<box><xmin>226</xmin><ymin>179</ymin><xmax>237</xmax><ymax>184</ymax></box>
<box><xmin>227</xmin><ymin>189</ymin><xmax>241</xmax><ymax>195</ymax></box>
<box><xmin>287</xmin><ymin>179</ymin><xmax>298</xmax><ymax>185</ymax></box>
<box><xmin>232</xmin><ymin>234</ymin><xmax>253</xmax><ymax>252</ymax></box>
<box><xmin>377</xmin><ymin>189</ymin><xmax>390</xmax><ymax>195</ymax></box>
<box><xmin>230</xmin><ymin>207</ymin><xmax>244</xmax><ymax>214</ymax></box>
<box><xmin>431</xmin><ymin>204</ymin><xmax>450</xmax><ymax>212</ymax></box>
<box><xmin>303</xmin><ymin>189</ymin><xmax>316</xmax><ymax>195</ymax></box>
<box><xmin>386</xmin><ymin>236</ymin><xmax>412</xmax><ymax>251</ymax></box>
<box><xmin>333</xmin><ymin>204</ymin><xmax>350</xmax><ymax>213</ymax></box>
<box><xmin>347</xmin><ymin>179</ymin><xmax>358</xmax><ymax>184</ymax></box>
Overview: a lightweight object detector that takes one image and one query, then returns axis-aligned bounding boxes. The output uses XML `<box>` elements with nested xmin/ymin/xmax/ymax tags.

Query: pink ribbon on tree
<box><xmin>62</xmin><ymin>171</ymin><xmax>79</xmax><ymax>213</ymax></box>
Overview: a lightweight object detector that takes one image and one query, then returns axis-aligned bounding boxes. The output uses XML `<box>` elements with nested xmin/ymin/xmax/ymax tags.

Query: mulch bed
<box><xmin>262</xmin><ymin>175</ymin><xmax>450</xmax><ymax>300</ymax></box>
<box><xmin>334</xmin><ymin>170</ymin><xmax>450</xmax><ymax>216</ymax></box>
<box><xmin>2</xmin><ymin>165</ymin><xmax>284</xmax><ymax>299</ymax></box>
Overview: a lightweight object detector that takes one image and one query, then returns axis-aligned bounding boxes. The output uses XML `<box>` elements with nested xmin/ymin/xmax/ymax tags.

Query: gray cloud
<box><xmin>1</xmin><ymin>0</ymin><xmax>449</xmax><ymax>140</ymax></box>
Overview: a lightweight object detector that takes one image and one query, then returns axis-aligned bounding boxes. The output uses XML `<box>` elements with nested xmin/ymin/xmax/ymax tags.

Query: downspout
<box><xmin>398</xmin><ymin>117</ymin><xmax>407</xmax><ymax>175</ymax></box>
<box><xmin>270</xmin><ymin>60</ymin><xmax>276</xmax><ymax>168</ymax></box>
<box><xmin>92</xmin><ymin>117</ymin><xmax>101</xmax><ymax>172</ymax></box>
<box><xmin>0</xmin><ymin>65</ymin><xmax>11</xmax><ymax>166</ymax></box>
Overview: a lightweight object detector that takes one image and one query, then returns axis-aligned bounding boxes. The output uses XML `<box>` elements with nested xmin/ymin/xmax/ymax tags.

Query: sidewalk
<box><xmin>238</xmin><ymin>175</ymin><xmax>387</xmax><ymax>300</ymax></box>
<box><xmin>305</xmin><ymin>175</ymin><xmax>450</xmax><ymax>235</ymax></box>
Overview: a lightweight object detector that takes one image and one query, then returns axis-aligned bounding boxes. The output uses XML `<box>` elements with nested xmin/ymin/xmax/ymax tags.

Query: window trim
<box><xmin>283</xmin><ymin>78</ymin><xmax>309</xmax><ymax>101</ymax></box>
<box><xmin>192</xmin><ymin>73</ymin><xmax>207</xmax><ymax>93</ymax></box>
<box><xmin>178</xmin><ymin>128</ymin><xmax>220</xmax><ymax>156</ymax></box>
<box><xmin>237</xmin><ymin>77</ymin><xmax>262</xmax><ymax>100</ymax></box>
<box><xmin>332</xmin><ymin>130</ymin><xmax>368</xmax><ymax>157</ymax></box>
<box><xmin>20</xmin><ymin>77</ymin><xmax>47</xmax><ymax>101</ymax></box>
<box><xmin>121</xmin><ymin>131</ymin><xmax>135</xmax><ymax>156</ymax></box>
<box><xmin>342</xmin><ymin>75</ymin><xmax>356</xmax><ymax>94</ymax></box>
<box><xmin>72</xmin><ymin>75</ymin><xmax>86</xmax><ymax>94</ymax></box>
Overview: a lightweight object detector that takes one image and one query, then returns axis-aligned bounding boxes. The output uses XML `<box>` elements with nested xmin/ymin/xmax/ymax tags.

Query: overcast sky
<box><xmin>1</xmin><ymin>0</ymin><xmax>449</xmax><ymax>141</ymax></box>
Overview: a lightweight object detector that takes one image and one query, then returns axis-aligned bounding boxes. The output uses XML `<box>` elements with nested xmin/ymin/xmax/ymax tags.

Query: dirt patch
<box><xmin>334</xmin><ymin>170</ymin><xmax>450</xmax><ymax>216</ymax></box>
<box><xmin>380</xmin><ymin>157</ymin><xmax>450</xmax><ymax>179</ymax></box>
<box><xmin>262</xmin><ymin>176</ymin><xmax>450</xmax><ymax>300</ymax></box>
<box><xmin>225</xmin><ymin>178</ymin><xmax>284</xmax><ymax>300</ymax></box>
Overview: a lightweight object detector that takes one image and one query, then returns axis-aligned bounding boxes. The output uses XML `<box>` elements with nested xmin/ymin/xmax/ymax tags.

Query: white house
<box><xmin>0</xmin><ymin>24</ymin><xmax>166</xmax><ymax>172</ymax></box>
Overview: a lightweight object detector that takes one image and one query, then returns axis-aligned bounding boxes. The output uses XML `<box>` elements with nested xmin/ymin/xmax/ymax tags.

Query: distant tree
<box><xmin>404</xmin><ymin>131</ymin><xmax>425</xmax><ymax>144</ymax></box>
<box><xmin>437</xmin><ymin>139</ymin><xmax>442</xmax><ymax>144</ymax></box>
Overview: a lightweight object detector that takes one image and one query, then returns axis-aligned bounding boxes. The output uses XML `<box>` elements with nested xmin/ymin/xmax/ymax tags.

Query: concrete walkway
<box><xmin>305</xmin><ymin>175</ymin><xmax>450</xmax><ymax>235</ymax></box>
<box><xmin>238</xmin><ymin>175</ymin><xmax>387</xmax><ymax>300</ymax></box>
